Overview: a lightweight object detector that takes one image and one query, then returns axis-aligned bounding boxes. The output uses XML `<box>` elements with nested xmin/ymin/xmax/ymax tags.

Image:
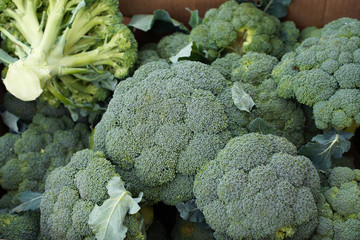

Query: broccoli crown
<box><xmin>193</xmin><ymin>133</ymin><xmax>320</xmax><ymax>240</ymax></box>
<box><xmin>40</xmin><ymin>149</ymin><xmax>145</xmax><ymax>240</ymax></box>
<box><xmin>189</xmin><ymin>1</ymin><xmax>284</xmax><ymax>60</ymax></box>
<box><xmin>1</xmin><ymin>0</ymin><xmax>137</xmax><ymax>114</ymax></box>
<box><xmin>94</xmin><ymin>60</ymin><xmax>240</xmax><ymax>205</ymax></box>
<box><xmin>211</xmin><ymin>52</ymin><xmax>306</xmax><ymax>146</ymax></box>
<box><xmin>313</xmin><ymin>167</ymin><xmax>360</xmax><ymax>240</ymax></box>
<box><xmin>0</xmin><ymin>211</ymin><xmax>40</xmax><ymax>240</ymax></box>
<box><xmin>157</xmin><ymin>32</ymin><xmax>190</xmax><ymax>60</ymax></box>
<box><xmin>0</xmin><ymin>113</ymin><xmax>90</xmax><ymax>209</ymax></box>
<box><xmin>171</xmin><ymin>216</ymin><xmax>213</xmax><ymax>240</ymax></box>
<box><xmin>272</xmin><ymin>18</ymin><xmax>360</xmax><ymax>130</ymax></box>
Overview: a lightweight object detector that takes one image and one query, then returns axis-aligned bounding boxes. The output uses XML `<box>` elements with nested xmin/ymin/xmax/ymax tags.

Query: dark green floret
<box><xmin>193</xmin><ymin>133</ymin><xmax>320</xmax><ymax>240</ymax></box>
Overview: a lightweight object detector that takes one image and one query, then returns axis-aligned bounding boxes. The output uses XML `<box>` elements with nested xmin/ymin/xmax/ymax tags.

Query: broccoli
<box><xmin>272</xmin><ymin>18</ymin><xmax>360</xmax><ymax>130</ymax></box>
<box><xmin>137</xmin><ymin>43</ymin><xmax>162</xmax><ymax>66</ymax></box>
<box><xmin>0</xmin><ymin>0</ymin><xmax>137</xmax><ymax>114</ymax></box>
<box><xmin>279</xmin><ymin>21</ymin><xmax>300</xmax><ymax>53</ymax></box>
<box><xmin>0</xmin><ymin>211</ymin><xmax>40</xmax><ymax>240</ymax></box>
<box><xmin>299</xmin><ymin>26</ymin><xmax>322</xmax><ymax>42</ymax></box>
<box><xmin>189</xmin><ymin>1</ymin><xmax>285</xmax><ymax>61</ymax></box>
<box><xmin>2</xmin><ymin>92</ymin><xmax>37</xmax><ymax>122</ymax></box>
<box><xmin>0</xmin><ymin>113</ymin><xmax>90</xmax><ymax>209</ymax></box>
<box><xmin>156</xmin><ymin>32</ymin><xmax>190</xmax><ymax>60</ymax></box>
<box><xmin>94</xmin><ymin>60</ymin><xmax>240</xmax><ymax>205</ymax></box>
<box><xmin>313</xmin><ymin>167</ymin><xmax>360</xmax><ymax>240</ymax></box>
<box><xmin>193</xmin><ymin>133</ymin><xmax>321</xmax><ymax>240</ymax></box>
<box><xmin>211</xmin><ymin>52</ymin><xmax>306</xmax><ymax>146</ymax></box>
<box><xmin>171</xmin><ymin>215</ymin><xmax>213</xmax><ymax>240</ymax></box>
<box><xmin>40</xmin><ymin>149</ymin><xmax>146</xmax><ymax>239</ymax></box>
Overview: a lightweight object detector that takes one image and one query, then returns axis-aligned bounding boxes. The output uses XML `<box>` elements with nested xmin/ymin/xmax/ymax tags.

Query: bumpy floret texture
<box><xmin>94</xmin><ymin>60</ymin><xmax>242</xmax><ymax>205</ymax></box>
<box><xmin>0</xmin><ymin>113</ymin><xmax>90</xmax><ymax>209</ymax></box>
<box><xmin>189</xmin><ymin>1</ymin><xmax>284</xmax><ymax>60</ymax></box>
<box><xmin>0</xmin><ymin>211</ymin><xmax>40</xmax><ymax>240</ymax></box>
<box><xmin>137</xmin><ymin>43</ymin><xmax>162</xmax><ymax>66</ymax></box>
<box><xmin>312</xmin><ymin>167</ymin><xmax>360</xmax><ymax>240</ymax></box>
<box><xmin>40</xmin><ymin>149</ymin><xmax>145</xmax><ymax>240</ymax></box>
<box><xmin>272</xmin><ymin>18</ymin><xmax>360</xmax><ymax>130</ymax></box>
<box><xmin>193</xmin><ymin>133</ymin><xmax>321</xmax><ymax>240</ymax></box>
<box><xmin>157</xmin><ymin>32</ymin><xmax>190</xmax><ymax>60</ymax></box>
<box><xmin>279</xmin><ymin>21</ymin><xmax>300</xmax><ymax>53</ymax></box>
<box><xmin>211</xmin><ymin>52</ymin><xmax>306</xmax><ymax>146</ymax></box>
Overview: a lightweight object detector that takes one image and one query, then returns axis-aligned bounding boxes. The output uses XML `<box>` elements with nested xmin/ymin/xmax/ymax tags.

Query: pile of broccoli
<box><xmin>0</xmin><ymin>0</ymin><xmax>359</xmax><ymax>239</ymax></box>
<box><xmin>0</xmin><ymin>112</ymin><xmax>90</xmax><ymax>209</ymax></box>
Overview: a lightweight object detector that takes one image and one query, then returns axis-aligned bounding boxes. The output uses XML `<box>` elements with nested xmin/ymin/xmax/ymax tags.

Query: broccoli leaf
<box><xmin>1</xmin><ymin>110</ymin><xmax>20</xmax><ymax>133</ymax></box>
<box><xmin>248</xmin><ymin>118</ymin><xmax>276</xmax><ymax>135</ymax></box>
<box><xmin>231</xmin><ymin>82</ymin><xmax>255</xmax><ymax>113</ymax></box>
<box><xmin>170</xmin><ymin>42</ymin><xmax>194</xmax><ymax>63</ymax></box>
<box><xmin>88</xmin><ymin>176</ymin><xmax>143</xmax><ymax>240</ymax></box>
<box><xmin>186</xmin><ymin>8</ymin><xmax>202</xmax><ymax>28</ymax></box>
<box><xmin>128</xmin><ymin>10</ymin><xmax>188</xmax><ymax>33</ymax></box>
<box><xmin>176</xmin><ymin>199</ymin><xmax>205</xmax><ymax>223</ymax></box>
<box><xmin>10</xmin><ymin>191</ymin><xmax>43</xmax><ymax>213</ymax></box>
<box><xmin>0</xmin><ymin>49</ymin><xmax>17</xmax><ymax>65</ymax></box>
<box><xmin>298</xmin><ymin>129</ymin><xmax>353</xmax><ymax>170</ymax></box>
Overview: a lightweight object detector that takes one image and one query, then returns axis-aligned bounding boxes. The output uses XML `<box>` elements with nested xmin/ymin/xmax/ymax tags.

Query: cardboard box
<box><xmin>118</xmin><ymin>0</ymin><xmax>360</xmax><ymax>28</ymax></box>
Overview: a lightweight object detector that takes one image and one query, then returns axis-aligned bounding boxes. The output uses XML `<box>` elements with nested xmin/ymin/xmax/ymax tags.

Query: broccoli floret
<box><xmin>156</xmin><ymin>32</ymin><xmax>190</xmax><ymax>60</ymax></box>
<box><xmin>279</xmin><ymin>21</ymin><xmax>300</xmax><ymax>53</ymax></box>
<box><xmin>313</xmin><ymin>167</ymin><xmax>360</xmax><ymax>240</ymax></box>
<box><xmin>171</xmin><ymin>215</ymin><xmax>213</xmax><ymax>240</ymax></box>
<box><xmin>272</xmin><ymin>18</ymin><xmax>360</xmax><ymax>131</ymax></box>
<box><xmin>0</xmin><ymin>113</ymin><xmax>90</xmax><ymax>209</ymax></box>
<box><xmin>189</xmin><ymin>1</ymin><xmax>285</xmax><ymax>61</ymax></box>
<box><xmin>299</xmin><ymin>27</ymin><xmax>322</xmax><ymax>42</ymax></box>
<box><xmin>94</xmin><ymin>60</ymin><xmax>244</xmax><ymax>205</ymax></box>
<box><xmin>40</xmin><ymin>149</ymin><xmax>145</xmax><ymax>240</ymax></box>
<box><xmin>137</xmin><ymin>43</ymin><xmax>162</xmax><ymax>66</ymax></box>
<box><xmin>0</xmin><ymin>211</ymin><xmax>40</xmax><ymax>240</ymax></box>
<box><xmin>211</xmin><ymin>52</ymin><xmax>306</xmax><ymax>146</ymax></box>
<box><xmin>193</xmin><ymin>133</ymin><xmax>320</xmax><ymax>240</ymax></box>
<box><xmin>0</xmin><ymin>0</ymin><xmax>137</xmax><ymax>114</ymax></box>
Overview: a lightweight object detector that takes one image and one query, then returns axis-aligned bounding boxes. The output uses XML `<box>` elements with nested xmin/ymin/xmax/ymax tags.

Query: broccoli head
<box><xmin>279</xmin><ymin>21</ymin><xmax>300</xmax><ymax>53</ymax></box>
<box><xmin>40</xmin><ymin>149</ymin><xmax>145</xmax><ymax>240</ymax></box>
<box><xmin>211</xmin><ymin>52</ymin><xmax>306</xmax><ymax>146</ymax></box>
<box><xmin>0</xmin><ymin>211</ymin><xmax>40</xmax><ymax>240</ymax></box>
<box><xmin>272</xmin><ymin>18</ymin><xmax>360</xmax><ymax>131</ymax></box>
<box><xmin>193</xmin><ymin>133</ymin><xmax>321</xmax><ymax>240</ymax></box>
<box><xmin>189</xmin><ymin>1</ymin><xmax>285</xmax><ymax>61</ymax></box>
<box><xmin>94</xmin><ymin>60</ymin><xmax>242</xmax><ymax>205</ymax></box>
<box><xmin>0</xmin><ymin>113</ymin><xmax>90</xmax><ymax>209</ymax></box>
<box><xmin>313</xmin><ymin>167</ymin><xmax>360</xmax><ymax>240</ymax></box>
<box><xmin>0</xmin><ymin>0</ymin><xmax>137</xmax><ymax>114</ymax></box>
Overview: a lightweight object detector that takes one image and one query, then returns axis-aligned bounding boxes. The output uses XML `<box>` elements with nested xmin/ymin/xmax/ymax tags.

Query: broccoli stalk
<box><xmin>0</xmin><ymin>0</ymin><xmax>137</xmax><ymax>112</ymax></box>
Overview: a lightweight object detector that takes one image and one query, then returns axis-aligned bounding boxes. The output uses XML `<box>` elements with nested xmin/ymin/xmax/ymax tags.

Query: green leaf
<box><xmin>170</xmin><ymin>42</ymin><xmax>194</xmax><ymax>63</ymax></box>
<box><xmin>10</xmin><ymin>191</ymin><xmax>43</xmax><ymax>213</ymax></box>
<box><xmin>88</xmin><ymin>176</ymin><xmax>143</xmax><ymax>240</ymax></box>
<box><xmin>1</xmin><ymin>110</ymin><xmax>20</xmax><ymax>133</ymax></box>
<box><xmin>186</xmin><ymin>8</ymin><xmax>202</xmax><ymax>28</ymax></box>
<box><xmin>176</xmin><ymin>199</ymin><xmax>205</xmax><ymax>223</ymax></box>
<box><xmin>298</xmin><ymin>129</ymin><xmax>353</xmax><ymax>170</ymax></box>
<box><xmin>231</xmin><ymin>82</ymin><xmax>255</xmax><ymax>113</ymax></box>
<box><xmin>128</xmin><ymin>10</ymin><xmax>189</xmax><ymax>33</ymax></box>
<box><xmin>0</xmin><ymin>49</ymin><xmax>17</xmax><ymax>65</ymax></box>
<box><xmin>248</xmin><ymin>118</ymin><xmax>276</xmax><ymax>135</ymax></box>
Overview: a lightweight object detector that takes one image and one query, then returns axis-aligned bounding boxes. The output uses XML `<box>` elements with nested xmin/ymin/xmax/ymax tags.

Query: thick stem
<box><xmin>38</xmin><ymin>0</ymin><xmax>67</xmax><ymax>53</ymax></box>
